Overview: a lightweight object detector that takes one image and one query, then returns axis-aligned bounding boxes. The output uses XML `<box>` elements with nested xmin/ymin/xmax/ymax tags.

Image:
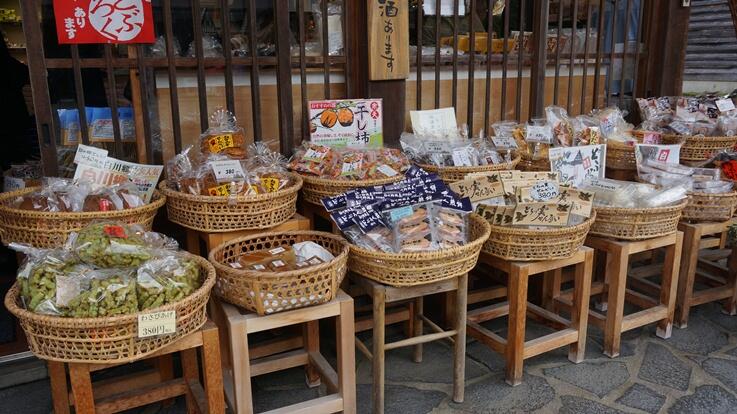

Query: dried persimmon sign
<box><xmin>53</xmin><ymin>0</ymin><xmax>155</xmax><ymax>44</ymax></box>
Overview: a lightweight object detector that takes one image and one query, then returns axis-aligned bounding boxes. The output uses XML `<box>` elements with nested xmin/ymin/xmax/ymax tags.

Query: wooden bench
<box><xmin>469</xmin><ymin>247</ymin><xmax>593</xmax><ymax>386</ymax></box>
<box><xmin>552</xmin><ymin>233</ymin><xmax>681</xmax><ymax>358</ymax></box>
<box><xmin>351</xmin><ymin>273</ymin><xmax>468</xmax><ymax>414</ymax></box>
<box><xmin>211</xmin><ymin>290</ymin><xmax>356</xmax><ymax>414</ymax></box>
<box><xmin>48</xmin><ymin>320</ymin><xmax>224</xmax><ymax>414</ymax></box>
<box><xmin>676</xmin><ymin>219</ymin><xmax>737</xmax><ymax>327</ymax></box>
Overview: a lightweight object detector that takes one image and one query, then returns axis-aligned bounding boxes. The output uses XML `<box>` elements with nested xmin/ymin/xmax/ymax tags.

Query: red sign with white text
<box><xmin>53</xmin><ymin>0</ymin><xmax>155</xmax><ymax>44</ymax></box>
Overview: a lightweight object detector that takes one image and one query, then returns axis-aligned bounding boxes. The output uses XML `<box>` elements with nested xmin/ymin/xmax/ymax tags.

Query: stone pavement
<box><xmin>3</xmin><ymin>301</ymin><xmax>737</xmax><ymax>414</ymax></box>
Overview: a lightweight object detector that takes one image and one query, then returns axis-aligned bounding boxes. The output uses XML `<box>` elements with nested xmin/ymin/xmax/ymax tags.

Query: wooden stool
<box><xmin>185</xmin><ymin>213</ymin><xmax>311</xmax><ymax>256</ymax></box>
<box><xmin>48</xmin><ymin>320</ymin><xmax>225</xmax><ymax>414</ymax></box>
<box><xmin>553</xmin><ymin>233</ymin><xmax>682</xmax><ymax>358</ymax></box>
<box><xmin>213</xmin><ymin>290</ymin><xmax>356</xmax><ymax>414</ymax></box>
<box><xmin>351</xmin><ymin>273</ymin><xmax>468</xmax><ymax>414</ymax></box>
<box><xmin>469</xmin><ymin>247</ymin><xmax>593</xmax><ymax>386</ymax></box>
<box><xmin>676</xmin><ymin>219</ymin><xmax>737</xmax><ymax>327</ymax></box>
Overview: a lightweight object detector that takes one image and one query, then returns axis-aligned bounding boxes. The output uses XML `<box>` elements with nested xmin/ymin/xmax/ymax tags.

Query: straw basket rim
<box><xmin>208</xmin><ymin>230</ymin><xmax>351</xmax><ymax>280</ymax></box>
<box><xmin>158</xmin><ymin>172</ymin><xmax>303</xmax><ymax>203</ymax></box>
<box><xmin>486</xmin><ymin>211</ymin><xmax>596</xmax><ymax>236</ymax></box>
<box><xmin>0</xmin><ymin>187</ymin><xmax>166</xmax><ymax>220</ymax></box>
<box><xmin>4</xmin><ymin>253</ymin><xmax>215</xmax><ymax>330</ymax></box>
<box><xmin>416</xmin><ymin>153</ymin><xmax>522</xmax><ymax>174</ymax></box>
<box><xmin>687</xmin><ymin>190</ymin><xmax>737</xmax><ymax>198</ymax></box>
<box><xmin>661</xmin><ymin>133</ymin><xmax>737</xmax><ymax>143</ymax></box>
<box><xmin>593</xmin><ymin>199</ymin><xmax>689</xmax><ymax>215</ymax></box>
<box><xmin>347</xmin><ymin>213</ymin><xmax>491</xmax><ymax>260</ymax></box>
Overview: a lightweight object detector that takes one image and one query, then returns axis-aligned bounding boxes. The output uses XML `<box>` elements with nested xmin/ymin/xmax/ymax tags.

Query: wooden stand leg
<box><xmin>68</xmin><ymin>364</ymin><xmax>95</xmax><ymax>414</ymax></box>
<box><xmin>201</xmin><ymin>326</ymin><xmax>225</xmax><ymax>414</ymax></box>
<box><xmin>404</xmin><ymin>301</ymin><xmax>415</xmax><ymax>338</ymax></box>
<box><xmin>337</xmin><ymin>296</ymin><xmax>357</xmax><ymax>414</ymax></box>
<box><xmin>372</xmin><ymin>286</ymin><xmax>386</xmax><ymax>414</ymax></box>
<box><xmin>727</xmin><ymin>249</ymin><xmax>737</xmax><ymax>316</ymax></box>
<box><xmin>155</xmin><ymin>355</ymin><xmax>175</xmax><ymax>407</ymax></box>
<box><xmin>542</xmin><ymin>269</ymin><xmax>562</xmax><ymax>311</ymax></box>
<box><xmin>594</xmin><ymin>250</ymin><xmax>609</xmax><ymax>311</ymax></box>
<box><xmin>229</xmin><ymin>321</ymin><xmax>252</xmax><ymax>414</ymax></box>
<box><xmin>569</xmin><ymin>250</ymin><xmax>593</xmax><ymax>363</ymax></box>
<box><xmin>48</xmin><ymin>361</ymin><xmax>70</xmax><ymax>414</ymax></box>
<box><xmin>657</xmin><ymin>232</ymin><xmax>682</xmax><ymax>339</ymax></box>
<box><xmin>186</xmin><ymin>230</ymin><xmax>200</xmax><ymax>255</ymax></box>
<box><xmin>181</xmin><ymin>348</ymin><xmax>200</xmax><ymax>414</ymax></box>
<box><xmin>604</xmin><ymin>245</ymin><xmax>629</xmax><ymax>358</ymax></box>
<box><xmin>453</xmin><ymin>273</ymin><xmax>468</xmax><ymax>402</ymax></box>
<box><xmin>413</xmin><ymin>297</ymin><xmax>423</xmax><ymax>363</ymax></box>
<box><xmin>304</xmin><ymin>320</ymin><xmax>321</xmax><ymax>387</ymax></box>
<box><xmin>505</xmin><ymin>267</ymin><xmax>529</xmax><ymax>386</ymax></box>
<box><xmin>676</xmin><ymin>225</ymin><xmax>701</xmax><ymax>328</ymax></box>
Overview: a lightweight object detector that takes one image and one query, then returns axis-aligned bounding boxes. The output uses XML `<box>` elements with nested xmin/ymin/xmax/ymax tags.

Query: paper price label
<box><xmin>452</xmin><ymin>148</ymin><xmax>474</xmax><ymax>166</ymax></box>
<box><xmin>526</xmin><ymin>125</ymin><xmax>553</xmax><ymax>143</ymax></box>
<box><xmin>3</xmin><ymin>176</ymin><xmax>25</xmax><ymax>192</ymax></box>
<box><xmin>207</xmin><ymin>134</ymin><xmax>235</xmax><ymax>153</ymax></box>
<box><xmin>491</xmin><ymin>136</ymin><xmax>518</xmax><ymax>149</ymax></box>
<box><xmin>74</xmin><ymin>144</ymin><xmax>109</xmax><ymax>168</ymax></box>
<box><xmin>304</xmin><ymin>147</ymin><xmax>329</xmax><ymax>162</ymax></box>
<box><xmin>341</xmin><ymin>160</ymin><xmax>363</xmax><ymax>176</ymax></box>
<box><xmin>138</xmin><ymin>310</ymin><xmax>176</xmax><ymax>338</ymax></box>
<box><xmin>717</xmin><ymin>98</ymin><xmax>736</xmax><ymax>113</ymax></box>
<box><xmin>210</xmin><ymin>160</ymin><xmax>245</xmax><ymax>181</ymax></box>
<box><xmin>208</xmin><ymin>184</ymin><xmax>231</xmax><ymax>196</ymax></box>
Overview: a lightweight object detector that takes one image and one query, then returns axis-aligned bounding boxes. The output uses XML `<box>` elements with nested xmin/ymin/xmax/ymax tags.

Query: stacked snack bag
<box><xmin>14</xmin><ymin>222</ymin><xmax>202</xmax><ymax>317</ymax></box>
<box><xmin>166</xmin><ymin>110</ymin><xmax>292</xmax><ymax>197</ymax></box>
<box><xmin>288</xmin><ymin>144</ymin><xmax>410</xmax><ymax>180</ymax></box>
<box><xmin>636</xmin><ymin>94</ymin><xmax>737</xmax><ymax>137</ymax></box>
<box><xmin>12</xmin><ymin>178</ymin><xmax>147</xmax><ymax>212</ymax></box>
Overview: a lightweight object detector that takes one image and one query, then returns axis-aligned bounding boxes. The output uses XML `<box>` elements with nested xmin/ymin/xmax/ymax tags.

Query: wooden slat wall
<box><xmin>684</xmin><ymin>0</ymin><xmax>737</xmax><ymax>81</ymax></box>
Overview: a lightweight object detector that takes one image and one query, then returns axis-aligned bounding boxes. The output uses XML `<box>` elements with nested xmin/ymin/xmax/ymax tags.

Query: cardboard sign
<box><xmin>512</xmin><ymin>203</ymin><xmax>571</xmax><ymax>226</ymax></box>
<box><xmin>556</xmin><ymin>188</ymin><xmax>595</xmax><ymax>218</ymax></box>
<box><xmin>309</xmin><ymin>99</ymin><xmax>383</xmax><ymax>148</ymax></box>
<box><xmin>449</xmin><ymin>174</ymin><xmax>504</xmax><ymax>202</ymax></box>
<box><xmin>138</xmin><ymin>310</ymin><xmax>176</xmax><ymax>338</ymax></box>
<box><xmin>549</xmin><ymin>144</ymin><xmax>606</xmax><ymax>187</ymax></box>
<box><xmin>53</xmin><ymin>0</ymin><xmax>155</xmax><ymax>44</ymax></box>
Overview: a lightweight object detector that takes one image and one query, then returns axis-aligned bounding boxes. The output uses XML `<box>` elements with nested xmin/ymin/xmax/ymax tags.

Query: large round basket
<box><xmin>4</xmin><ymin>253</ymin><xmax>215</xmax><ymax>364</ymax></box>
<box><xmin>348</xmin><ymin>213</ymin><xmax>491</xmax><ymax>287</ymax></box>
<box><xmin>0</xmin><ymin>188</ymin><xmax>165</xmax><ymax>249</ymax></box>
<box><xmin>682</xmin><ymin>191</ymin><xmax>737</xmax><ymax>223</ymax></box>
<box><xmin>417</xmin><ymin>153</ymin><xmax>521</xmax><ymax>183</ymax></box>
<box><xmin>590</xmin><ymin>200</ymin><xmax>687</xmax><ymax>240</ymax></box>
<box><xmin>483</xmin><ymin>213</ymin><xmax>596</xmax><ymax>261</ymax></box>
<box><xmin>209</xmin><ymin>231</ymin><xmax>349</xmax><ymax>315</ymax></box>
<box><xmin>159</xmin><ymin>173</ymin><xmax>302</xmax><ymax>232</ymax></box>
<box><xmin>606</xmin><ymin>140</ymin><xmax>637</xmax><ymax>171</ymax></box>
<box><xmin>517</xmin><ymin>153</ymin><xmax>550</xmax><ymax>172</ymax></box>
<box><xmin>662</xmin><ymin>134</ymin><xmax>737</xmax><ymax>162</ymax></box>
<box><xmin>299</xmin><ymin>174</ymin><xmax>403</xmax><ymax>205</ymax></box>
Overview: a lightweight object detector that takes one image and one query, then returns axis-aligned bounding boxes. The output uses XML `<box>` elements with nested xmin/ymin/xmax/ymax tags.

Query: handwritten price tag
<box><xmin>492</xmin><ymin>136</ymin><xmax>518</xmax><ymax>149</ymax></box>
<box><xmin>717</xmin><ymin>98</ymin><xmax>736</xmax><ymax>113</ymax></box>
<box><xmin>210</xmin><ymin>160</ymin><xmax>245</xmax><ymax>181</ymax></box>
<box><xmin>138</xmin><ymin>310</ymin><xmax>176</xmax><ymax>338</ymax></box>
<box><xmin>526</xmin><ymin>125</ymin><xmax>553</xmax><ymax>143</ymax></box>
<box><xmin>207</xmin><ymin>134</ymin><xmax>235</xmax><ymax>153</ymax></box>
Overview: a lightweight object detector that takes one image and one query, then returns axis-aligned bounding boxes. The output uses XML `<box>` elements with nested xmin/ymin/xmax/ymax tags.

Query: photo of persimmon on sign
<box><xmin>52</xmin><ymin>0</ymin><xmax>155</xmax><ymax>44</ymax></box>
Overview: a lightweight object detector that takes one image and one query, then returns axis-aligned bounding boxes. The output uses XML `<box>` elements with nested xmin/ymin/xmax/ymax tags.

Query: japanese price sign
<box><xmin>368</xmin><ymin>0</ymin><xmax>409</xmax><ymax>80</ymax></box>
<box><xmin>53</xmin><ymin>0</ymin><xmax>155</xmax><ymax>44</ymax></box>
<box><xmin>308</xmin><ymin>99</ymin><xmax>383</xmax><ymax>148</ymax></box>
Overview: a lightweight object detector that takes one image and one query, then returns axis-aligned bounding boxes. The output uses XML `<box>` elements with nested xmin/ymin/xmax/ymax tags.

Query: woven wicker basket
<box><xmin>590</xmin><ymin>200</ymin><xmax>687</xmax><ymax>240</ymax></box>
<box><xmin>517</xmin><ymin>153</ymin><xmax>550</xmax><ymax>172</ymax></box>
<box><xmin>159</xmin><ymin>173</ymin><xmax>302</xmax><ymax>232</ymax></box>
<box><xmin>661</xmin><ymin>134</ymin><xmax>737</xmax><ymax>162</ymax></box>
<box><xmin>299</xmin><ymin>174</ymin><xmax>403</xmax><ymax>206</ymax></box>
<box><xmin>417</xmin><ymin>154</ymin><xmax>521</xmax><ymax>183</ymax></box>
<box><xmin>483</xmin><ymin>213</ymin><xmax>595</xmax><ymax>261</ymax></box>
<box><xmin>4</xmin><ymin>253</ymin><xmax>215</xmax><ymax>364</ymax></box>
<box><xmin>682</xmin><ymin>191</ymin><xmax>737</xmax><ymax>223</ymax></box>
<box><xmin>348</xmin><ymin>213</ymin><xmax>491</xmax><ymax>287</ymax></box>
<box><xmin>209</xmin><ymin>231</ymin><xmax>349</xmax><ymax>315</ymax></box>
<box><xmin>0</xmin><ymin>188</ymin><xmax>165</xmax><ymax>249</ymax></box>
<box><xmin>606</xmin><ymin>140</ymin><xmax>637</xmax><ymax>171</ymax></box>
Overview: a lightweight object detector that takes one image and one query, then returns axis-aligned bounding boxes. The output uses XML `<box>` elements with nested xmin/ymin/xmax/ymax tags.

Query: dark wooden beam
<box><xmin>529</xmin><ymin>0</ymin><xmax>549</xmax><ymax>118</ymax></box>
<box><xmin>643</xmin><ymin>0</ymin><xmax>691</xmax><ymax>97</ymax></box>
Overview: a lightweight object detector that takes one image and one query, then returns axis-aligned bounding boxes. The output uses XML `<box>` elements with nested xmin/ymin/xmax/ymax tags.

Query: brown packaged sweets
<box><xmin>82</xmin><ymin>194</ymin><xmax>118</xmax><ymax>212</ymax></box>
<box><xmin>16</xmin><ymin>194</ymin><xmax>65</xmax><ymax>212</ymax></box>
<box><xmin>199</xmin><ymin>109</ymin><xmax>247</xmax><ymax>160</ymax></box>
<box><xmin>236</xmin><ymin>245</ymin><xmax>298</xmax><ymax>272</ymax></box>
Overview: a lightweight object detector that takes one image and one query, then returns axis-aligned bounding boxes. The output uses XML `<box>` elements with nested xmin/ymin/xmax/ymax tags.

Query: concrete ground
<box><xmin>2</xmin><ymin>299</ymin><xmax>737</xmax><ymax>414</ymax></box>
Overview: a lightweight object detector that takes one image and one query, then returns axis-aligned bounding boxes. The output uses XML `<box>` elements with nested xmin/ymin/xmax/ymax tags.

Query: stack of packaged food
<box><xmin>321</xmin><ymin>166</ymin><xmax>474</xmax><ymax>253</ymax></box>
<box><xmin>288</xmin><ymin>143</ymin><xmax>410</xmax><ymax>180</ymax></box>
<box><xmin>13</xmin><ymin>222</ymin><xmax>202</xmax><ymax>317</ymax></box>
<box><xmin>636</xmin><ymin>94</ymin><xmax>737</xmax><ymax>137</ymax></box>
<box><xmin>226</xmin><ymin>240</ymin><xmax>336</xmax><ymax>273</ymax></box>
<box><xmin>11</xmin><ymin>178</ymin><xmax>148</xmax><ymax>212</ymax></box>
<box><xmin>165</xmin><ymin>110</ymin><xmax>292</xmax><ymax>197</ymax></box>
<box><xmin>399</xmin><ymin>126</ymin><xmax>514</xmax><ymax>168</ymax></box>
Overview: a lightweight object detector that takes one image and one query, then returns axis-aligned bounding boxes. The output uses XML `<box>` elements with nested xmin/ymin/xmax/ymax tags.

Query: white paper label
<box><xmin>3</xmin><ymin>176</ymin><xmax>25</xmax><ymax>192</ymax></box>
<box><xmin>210</xmin><ymin>160</ymin><xmax>245</xmax><ymax>181</ymax></box>
<box><xmin>269</xmin><ymin>246</ymin><xmax>286</xmax><ymax>255</ymax></box>
<box><xmin>529</xmin><ymin>181</ymin><xmax>560</xmax><ymax>201</ymax></box>
<box><xmin>377</xmin><ymin>164</ymin><xmax>399</xmax><ymax>177</ymax></box>
<box><xmin>410</xmin><ymin>107</ymin><xmax>458</xmax><ymax>136</ymax></box>
<box><xmin>717</xmin><ymin>98</ymin><xmax>736</xmax><ymax>113</ymax></box>
<box><xmin>423</xmin><ymin>141</ymin><xmax>451</xmax><ymax>153</ymax></box>
<box><xmin>452</xmin><ymin>148</ymin><xmax>474</xmax><ymax>166</ymax></box>
<box><xmin>304</xmin><ymin>148</ymin><xmax>328</xmax><ymax>161</ymax></box>
<box><xmin>138</xmin><ymin>310</ymin><xmax>176</xmax><ymax>338</ymax></box>
<box><xmin>526</xmin><ymin>125</ymin><xmax>553</xmax><ymax>143</ymax></box>
<box><xmin>74</xmin><ymin>144</ymin><xmax>109</xmax><ymax>169</ymax></box>
<box><xmin>492</xmin><ymin>136</ymin><xmax>518</xmax><ymax>149</ymax></box>
<box><xmin>341</xmin><ymin>160</ymin><xmax>363</xmax><ymax>175</ymax></box>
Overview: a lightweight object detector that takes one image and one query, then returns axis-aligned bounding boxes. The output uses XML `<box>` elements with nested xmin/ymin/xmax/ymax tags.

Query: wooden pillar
<box><xmin>642</xmin><ymin>0</ymin><xmax>691</xmax><ymax>97</ymax></box>
<box><xmin>528</xmin><ymin>0</ymin><xmax>550</xmax><ymax>118</ymax></box>
<box><xmin>274</xmin><ymin>0</ymin><xmax>295</xmax><ymax>154</ymax></box>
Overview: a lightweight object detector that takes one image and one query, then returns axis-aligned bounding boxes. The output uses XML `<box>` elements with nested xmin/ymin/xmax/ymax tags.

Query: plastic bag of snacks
<box><xmin>288</xmin><ymin>142</ymin><xmax>338</xmax><ymax>176</ymax></box>
<box><xmin>546</xmin><ymin>106</ymin><xmax>574</xmax><ymax>147</ymax></box>
<box><xmin>166</xmin><ymin>145</ymin><xmax>202</xmax><ymax>194</ymax></box>
<box><xmin>65</xmin><ymin>269</ymin><xmax>138</xmax><ymax>318</ymax></box>
<box><xmin>71</xmin><ymin>222</ymin><xmax>176</xmax><ymax>268</ymax></box>
<box><xmin>82</xmin><ymin>182</ymin><xmax>146</xmax><ymax>212</ymax></box>
<box><xmin>571</xmin><ymin>115</ymin><xmax>602</xmax><ymax>146</ymax></box>
<box><xmin>11</xmin><ymin>244</ymin><xmax>79</xmax><ymax>315</ymax></box>
<box><xmin>136</xmin><ymin>254</ymin><xmax>201</xmax><ymax>310</ymax></box>
<box><xmin>244</xmin><ymin>142</ymin><xmax>291</xmax><ymax>193</ymax></box>
<box><xmin>229</xmin><ymin>241</ymin><xmax>335</xmax><ymax>272</ymax></box>
<box><xmin>13</xmin><ymin>178</ymin><xmax>91</xmax><ymax>212</ymax></box>
<box><xmin>199</xmin><ymin>109</ymin><xmax>247</xmax><ymax>159</ymax></box>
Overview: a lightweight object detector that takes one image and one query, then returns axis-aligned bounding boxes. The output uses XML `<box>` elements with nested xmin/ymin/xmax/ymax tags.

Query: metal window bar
<box><xmin>618</xmin><ymin>0</ymin><xmax>632</xmax><ymax>107</ymax></box>
<box><xmin>484</xmin><ymin>0</ymin><xmax>495</xmax><ymax>133</ymax></box>
<box><xmin>466</xmin><ymin>0</ymin><xmax>476</xmax><ymax>132</ymax></box>
<box><xmin>417</xmin><ymin>0</ymin><xmax>423</xmax><ymax>110</ymax></box>
<box><xmin>451</xmin><ymin>0</ymin><xmax>460</xmax><ymax>113</ymax></box>
<box><xmin>500</xmin><ymin>0</ymin><xmax>510</xmax><ymax>120</ymax></box>
<box><xmin>553</xmin><ymin>0</ymin><xmax>564</xmax><ymax>105</ymax></box>
<box><xmin>192</xmin><ymin>0</ymin><xmax>209</xmax><ymax>132</ymax></box>
<box><xmin>515</xmin><ymin>0</ymin><xmax>525</xmax><ymax>121</ymax></box>
<box><xmin>435</xmin><ymin>0</ymin><xmax>441</xmax><ymax>108</ymax></box>
<box><xmin>163</xmin><ymin>0</ymin><xmax>183</xmax><ymax>153</ymax></box>
<box><xmin>70</xmin><ymin>46</ymin><xmax>90</xmax><ymax>146</ymax></box>
<box><xmin>322</xmin><ymin>0</ymin><xmax>331</xmax><ymax>99</ymax></box>
<box><xmin>580</xmin><ymin>0</ymin><xmax>593</xmax><ymax>112</ymax></box>
<box><xmin>630</xmin><ymin>0</ymin><xmax>646</xmax><ymax>105</ymax></box>
<box><xmin>592</xmin><ymin>0</ymin><xmax>605</xmax><ymax>108</ymax></box>
<box><xmin>247</xmin><ymin>0</ymin><xmax>263</xmax><ymax>141</ymax></box>
<box><xmin>220</xmin><ymin>0</ymin><xmax>236</xmax><ymax>113</ymax></box>
<box><xmin>566</xmin><ymin>0</ymin><xmax>578</xmax><ymax>113</ymax></box>
<box><xmin>298</xmin><ymin>0</ymin><xmax>309</xmax><ymax>142</ymax></box>
<box><xmin>606</xmin><ymin>0</ymin><xmax>618</xmax><ymax>106</ymax></box>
